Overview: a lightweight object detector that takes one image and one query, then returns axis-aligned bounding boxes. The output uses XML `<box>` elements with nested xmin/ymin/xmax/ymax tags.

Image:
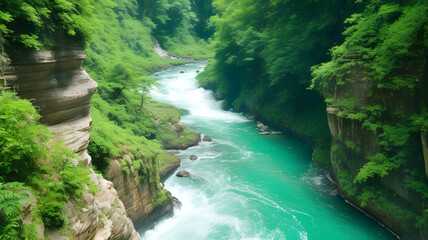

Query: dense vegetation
<box><xmin>311</xmin><ymin>0</ymin><xmax>428</xmax><ymax>237</ymax></box>
<box><xmin>83</xmin><ymin>0</ymin><xmax>212</xmax><ymax>208</ymax></box>
<box><xmin>0</xmin><ymin>0</ymin><xmax>91</xmax><ymax>53</ymax></box>
<box><xmin>2</xmin><ymin>0</ymin><xmax>427</xmax><ymax>238</ymax></box>
<box><xmin>0</xmin><ymin>0</ymin><xmax>213</xmax><ymax>237</ymax></box>
<box><xmin>0</xmin><ymin>92</ymin><xmax>96</xmax><ymax>239</ymax></box>
<box><xmin>198</xmin><ymin>0</ymin><xmax>360</xmax><ymax>164</ymax></box>
<box><xmin>199</xmin><ymin>0</ymin><xmax>428</xmax><ymax>238</ymax></box>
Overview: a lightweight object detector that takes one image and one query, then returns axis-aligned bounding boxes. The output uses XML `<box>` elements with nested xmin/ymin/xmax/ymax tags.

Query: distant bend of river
<box><xmin>139</xmin><ymin>61</ymin><xmax>396</xmax><ymax>240</ymax></box>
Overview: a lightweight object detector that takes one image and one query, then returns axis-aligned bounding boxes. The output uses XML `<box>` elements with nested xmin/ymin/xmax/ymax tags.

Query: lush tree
<box><xmin>199</xmin><ymin>0</ymin><xmax>358</xmax><ymax>164</ymax></box>
<box><xmin>0</xmin><ymin>0</ymin><xmax>91</xmax><ymax>54</ymax></box>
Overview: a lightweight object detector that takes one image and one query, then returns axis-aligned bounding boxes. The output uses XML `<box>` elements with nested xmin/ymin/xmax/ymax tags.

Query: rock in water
<box><xmin>190</xmin><ymin>155</ymin><xmax>198</xmax><ymax>161</ymax></box>
<box><xmin>176</xmin><ymin>170</ymin><xmax>190</xmax><ymax>177</ymax></box>
<box><xmin>259</xmin><ymin>131</ymin><xmax>270</xmax><ymax>135</ymax></box>
<box><xmin>256</xmin><ymin>123</ymin><xmax>264</xmax><ymax>129</ymax></box>
<box><xmin>246</xmin><ymin>114</ymin><xmax>256</xmax><ymax>120</ymax></box>
<box><xmin>173</xmin><ymin>197</ymin><xmax>182</xmax><ymax>208</ymax></box>
<box><xmin>203</xmin><ymin>135</ymin><xmax>213</xmax><ymax>141</ymax></box>
<box><xmin>214</xmin><ymin>93</ymin><xmax>223</xmax><ymax>100</ymax></box>
<box><xmin>260</xmin><ymin>126</ymin><xmax>269</xmax><ymax>132</ymax></box>
<box><xmin>180</xmin><ymin>71</ymin><xmax>184</xmax><ymax>73</ymax></box>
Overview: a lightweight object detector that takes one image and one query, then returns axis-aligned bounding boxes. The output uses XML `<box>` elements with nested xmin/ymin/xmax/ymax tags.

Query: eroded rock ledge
<box><xmin>13</xmin><ymin>49</ymin><xmax>139</xmax><ymax>239</ymax></box>
<box><xmin>14</xmin><ymin>49</ymin><xmax>97</xmax><ymax>165</ymax></box>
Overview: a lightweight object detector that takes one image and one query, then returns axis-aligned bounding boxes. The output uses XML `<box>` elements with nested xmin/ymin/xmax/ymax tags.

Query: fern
<box><xmin>0</xmin><ymin>182</ymin><xmax>29</xmax><ymax>239</ymax></box>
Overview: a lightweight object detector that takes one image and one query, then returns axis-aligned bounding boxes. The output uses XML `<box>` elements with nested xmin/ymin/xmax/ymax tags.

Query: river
<box><xmin>139</xmin><ymin>61</ymin><xmax>396</xmax><ymax>240</ymax></box>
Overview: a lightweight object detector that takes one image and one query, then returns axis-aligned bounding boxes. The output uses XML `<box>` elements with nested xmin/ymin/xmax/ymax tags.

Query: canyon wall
<box><xmin>107</xmin><ymin>155</ymin><xmax>176</xmax><ymax>228</ymax></box>
<box><xmin>324</xmin><ymin>62</ymin><xmax>428</xmax><ymax>239</ymax></box>
<box><xmin>14</xmin><ymin>50</ymin><xmax>96</xmax><ymax>166</ymax></box>
<box><xmin>11</xmin><ymin>49</ymin><xmax>140</xmax><ymax>239</ymax></box>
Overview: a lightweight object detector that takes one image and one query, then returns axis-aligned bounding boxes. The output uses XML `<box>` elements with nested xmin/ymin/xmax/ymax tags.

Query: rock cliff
<box><xmin>107</xmin><ymin>155</ymin><xmax>175</xmax><ymax>228</ymax></box>
<box><xmin>324</xmin><ymin>59</ymin><xmax>428</xmax><ymax>239</ymax></box>
<box><xmin>14</xmin><ymin>50</ymin><xmax>96</xmax><ymax>165</ymax></box>
<box><xmin>12</xmin><ymin>49</ymin><xmax>140</xmax><ymax>239</ymax></box>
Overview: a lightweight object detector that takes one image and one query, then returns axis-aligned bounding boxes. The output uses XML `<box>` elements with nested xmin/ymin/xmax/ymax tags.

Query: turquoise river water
<box><xmin>139</xmin><ymin>62</ymin><xmax>396</xmax><ymax>240</ymax></box>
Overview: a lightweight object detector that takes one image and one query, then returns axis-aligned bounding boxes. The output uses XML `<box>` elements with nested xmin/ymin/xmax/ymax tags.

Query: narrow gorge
<box><xmin>0</xmin><ymin>0</ymin><xmax>427</xmax><ymax>239</ymax></box>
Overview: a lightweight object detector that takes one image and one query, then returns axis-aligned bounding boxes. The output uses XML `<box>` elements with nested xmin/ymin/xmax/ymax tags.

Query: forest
<box><xmin>198</xmin><ymin>0</ymin><xmax>427</xmax><ymax>238</ymax></box>
<box><xmin>1</xmin><ymin>0</ymin><xmax>427</xmax><ymax>239</ymax></box>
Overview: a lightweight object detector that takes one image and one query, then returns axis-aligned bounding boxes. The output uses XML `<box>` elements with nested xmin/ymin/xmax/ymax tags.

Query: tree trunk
<box><xmin>138</xmin><ymin>93</ymin><xmax>144</xmax><ymax>112</ymax></box>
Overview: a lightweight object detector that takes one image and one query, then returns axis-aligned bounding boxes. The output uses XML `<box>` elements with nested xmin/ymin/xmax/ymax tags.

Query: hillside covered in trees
<box><xmin>198</xmin><ymin>0</ymin><xmax>428</xmax><ymax>239</ymax></box>
<box><xmin>0</xmin><ymin>0</ymin><xmax>212</xmax><ymax>238</ymax></box>
<box><xmin>0</xmin><ymin>0</ymin><xmax>427</xmax><ymax>239</ymax></box>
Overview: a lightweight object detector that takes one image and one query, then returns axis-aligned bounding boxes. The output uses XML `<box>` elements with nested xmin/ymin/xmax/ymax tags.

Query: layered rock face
<box><xmin>107</xmin><ymin>155</ymin><xmax>175</xmax><ymax>229</ymax></box>
<box><xmin>12</xmin><ymin>49</ymin><xmax>140</xmax><ymax>239</ymax></box>
<box><xmin>14</xmin><ymin>49</ymin><xmax>96</xmax><ymax>165</ymax></box>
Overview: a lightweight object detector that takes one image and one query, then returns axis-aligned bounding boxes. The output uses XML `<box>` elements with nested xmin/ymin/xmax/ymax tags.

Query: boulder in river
<box><xmin>203</xmin><ymin>135</ymin><xmax>213</xmax><ymax>142</ymax></box>
<box><xmin>196</xmin><ymin>70</ymin><xmax>200</xmax><ymax>73</ymax></box>
<box><xmin>260</xmin><ymin>125</ymin><xmax>269</xmax><ymax>132</ymax></box>
<box><xmin>257</xmin><ymin>123</ymin><xmax>264</xmax><ymax>129</ymax></box>
<box><xmin>190</xmin><ymin>155</ymin><xmax>198</xmax><ymax>161</ymax></box>
<box><xmin>176</xmin><ymin>169</ymin><xmax>190</xmax><ymax>177</ymax></box>
<box><xmin>173</xmin><ymin>197</ymin><xmax>182</xmax><ymax>208</ymax></box>
<box><xmin>246</xmin><ymin>114</ymin><xmax>256</xmax><ymax>120</ymax></box>
<box><xmin>259</xmin><ymin>131</ymin><xmax>270</xmax><ymax>135</ymax></box>
<box><xmin>180</xmin><ymin>71</ymin><xmax>184</xmax><ymax>73</ymax></box>
<box><xmin>214</xmin><ymin>93</ymin><xmax>224</xmax><ymax>100</ymax></box>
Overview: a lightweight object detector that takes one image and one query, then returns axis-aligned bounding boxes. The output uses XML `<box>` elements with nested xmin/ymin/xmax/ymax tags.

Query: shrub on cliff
<box><xmin>0</xmin><ymin>91</ymin><xmax>46</xmax><ymax>181</ymax></box>
<box><xmin>0</xmin><ymin>92</ymin><xmax>98</xmax><ymax>235</ymax></box>
<box><xmin>311</xmin><ymin>0</ymin><xmax>428</xmax><ymax>236</ymax></box>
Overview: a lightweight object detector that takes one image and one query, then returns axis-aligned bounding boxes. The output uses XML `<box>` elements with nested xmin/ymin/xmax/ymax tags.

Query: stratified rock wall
<box><xmin>13</xmin><ymin>49</ymin><xmax>140</xmax><ymax>239</ymax></box>
<box><xmin>14</xmin><ymin>50</ymin><xmax>96</xmax><ymax>165</ymax></box>
<box><xmin>107</xmin><ymin>156</ymin><xmax>174</xmax><ymax>228</ymax></box>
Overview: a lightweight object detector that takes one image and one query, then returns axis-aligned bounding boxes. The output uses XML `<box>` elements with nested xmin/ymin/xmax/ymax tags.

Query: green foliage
<box><xmin>0</xmin><ymin>0</ymin><xmax>211</xmax><ymax>234</ymax></box>
<box><xmin>21</xmin><ymin>222</ymin><xmax>38</xmax><ymax>240</ymax></box>
<box><xmin>309</xmin><ymin>1</ymin><xmax>428</xmax><ymax>234</ymax></box>
<box><xmin>411</xmin><ymin>109</ymin><xmax>428</xmax><ymax>135</ymax></box>
<box><xmin>354</xmin><ymin>153</ymin><xmax>401</xmax><ymax>184</ymax></box>
<box><xmin>405</xmin><ymin>170</ymin><xmax>428</xmax><ymax>200</ymax></box>
<box><xmin>40</xmin><ymin>201</ymin><xmax>65</xmax><ymax>229</ymax></box>
<box><xmin>61</xmin><ymin>165</ymin><xmax>98</xmax><ymax>196</ymax></box>
<box><xmin>312</xmin><ymin>1</ymin><xmax>428</xmax><ymax>93</ymax></box>
<box><xmin>0</xmin><ymin>92</ymin><xmax>98</xmax><ymax>231</ymax></box>
<box><xmin>0</xmin><ymin>182</ymin><xmax>29</xmax><ymax>239</ymax></box>
<box><xmin>198</xmin><ymin>0</ymin><xmax>361</xmax><ymax>164</ymax></box>
<box><xmin>0</xmin><ymin>92</ymin><xmax>47</xmax><ymax>181</ymax></box>
<box><xmin>0</xmin><ymin>0</ymin><xmax>92</xmax><ymax>53</ymax></box>
<box><xmin>337</xmin><ymin>168</ymin><xmax>358</xmax><ymax>196</ymax></box>
<box><xmin>83</xmin><ymin>0</ymin><xmax>210</xmax><ymax>188</ymax></box>
<box><xmin>147</xmin><ymin>0</ymin><xmax>214</xmax><ymax>58</ymax></box>
<box><xmin>152</xmin><ymin>189</ymin><xmax>167</xmax><ymax>208</ymax></box>
<box><xmin>345</xmin><ymin>140</ymin><xmax>356</xmax><ymax>150</ymax></box>
<box><xmin>120</xmin><ymin>159</ymin><xmax>130</xmax><ymax>175</ymax></box>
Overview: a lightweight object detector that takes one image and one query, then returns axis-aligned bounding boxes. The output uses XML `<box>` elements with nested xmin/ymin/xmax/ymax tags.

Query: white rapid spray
<box><xmin>143</xmin><ymin>62</ymin><xmax>256</xmax><ymax>239</ymax></box>
<box><xmin>150</xmin><ymin>62</ymin><xmax>248</xmax><ymax>123</ymax></box>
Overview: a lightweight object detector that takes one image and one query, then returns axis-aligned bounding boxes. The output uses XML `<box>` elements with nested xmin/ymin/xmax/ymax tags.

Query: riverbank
<box><xmin>139</xmin><ymin>61</ymin><xmax>396</xmax><ymax>239</ymax></box>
